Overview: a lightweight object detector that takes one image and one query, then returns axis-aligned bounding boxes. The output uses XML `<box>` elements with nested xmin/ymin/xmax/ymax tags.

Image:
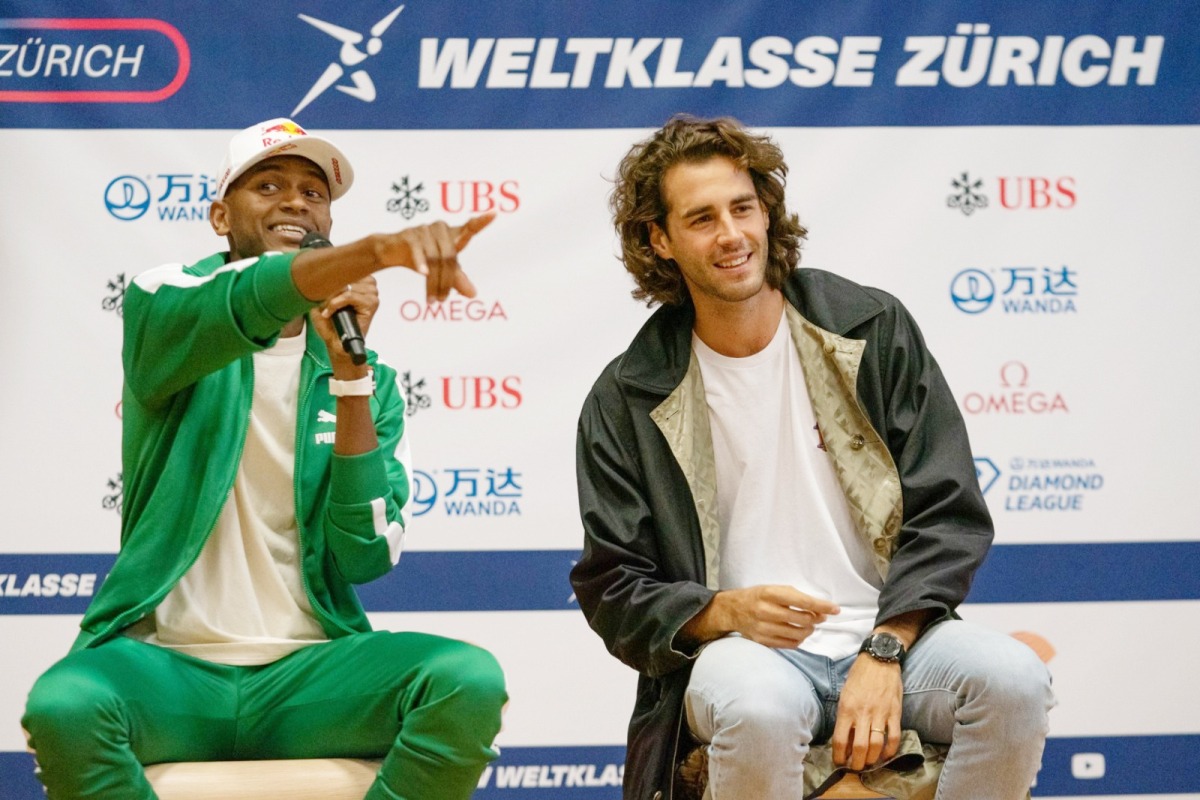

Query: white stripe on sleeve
<box><xmin>133</xmin><ymin>254</ymin><xmax>273</xmax><ymax>293</ymax></box>
<box><xmin>373</xmin><ymin>497</ymin><xmax>404</xmax><ymax>565</ymax></box>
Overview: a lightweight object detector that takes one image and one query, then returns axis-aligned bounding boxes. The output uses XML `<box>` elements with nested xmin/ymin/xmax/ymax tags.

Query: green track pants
<box><xmin>22</xmin><ymin>631</ymin><xmax>506</xmax><ymax>800</ymax></box>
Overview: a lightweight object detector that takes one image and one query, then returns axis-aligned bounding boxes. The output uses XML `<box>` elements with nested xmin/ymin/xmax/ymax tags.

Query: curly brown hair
<box><xmin>611</xmin><ymin>114</ymin><xmax>808</xmax><ymax>307</ymax></box>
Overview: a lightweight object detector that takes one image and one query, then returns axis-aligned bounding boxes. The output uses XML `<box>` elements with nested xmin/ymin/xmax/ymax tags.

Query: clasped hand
<box><xmin>715</xmin><ymin>585</ymin><xmax>839</xmax><ymax>649</ymax></box>
<box><xmin>832</xmin><ymin>653</ymin><xmax>903</xmax><ymax>771</ymax></box>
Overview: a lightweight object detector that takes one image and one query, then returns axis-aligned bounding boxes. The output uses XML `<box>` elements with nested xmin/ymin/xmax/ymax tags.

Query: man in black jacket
<box><xmin>571</xmin><ymin>115</ymin><xmax>1054</xmax><ymax>799</ymax></box>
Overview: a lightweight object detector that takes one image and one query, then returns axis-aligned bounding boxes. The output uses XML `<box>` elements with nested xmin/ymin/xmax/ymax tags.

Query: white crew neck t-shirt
<box><xmin>692</xmin><ymin>315</ymin><xmax>882</xmax><ymax>658</ymax></box>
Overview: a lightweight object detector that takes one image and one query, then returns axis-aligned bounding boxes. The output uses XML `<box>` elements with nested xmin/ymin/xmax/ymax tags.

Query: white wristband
<box><xmin>329</xmin><ymin>369</ymin><xmax>375</xmax><ymax>397</ymax></box>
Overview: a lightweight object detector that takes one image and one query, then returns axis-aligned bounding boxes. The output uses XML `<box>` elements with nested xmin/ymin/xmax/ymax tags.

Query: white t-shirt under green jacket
<box><xmin>131</xmin><ymin>331</ymin><xmax>330</xmax><ymax>664</ymax></box>
<box><xmin>75</xmin><ymin>250</ymin><xmax>412</xmax><ymax>654</ymax></box>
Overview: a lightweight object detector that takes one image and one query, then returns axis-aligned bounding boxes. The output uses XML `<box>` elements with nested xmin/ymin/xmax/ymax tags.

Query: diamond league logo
<box><xmin>974</xmin><ymin>457</ymin><xmax>1000</xmax><ymax>494</ymax></box>
<box><xmin>292</xmin><ymin>5</ymin><xmax>405</xmax><ymax>116</ymax></box>
<box><xmin>974</xmin><ymin>455</ymin><xmax>1103</xmax><ymax>512</ymax></box>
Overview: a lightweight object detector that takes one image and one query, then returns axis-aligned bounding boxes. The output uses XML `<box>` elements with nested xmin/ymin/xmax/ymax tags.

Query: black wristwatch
<box><xmin>860</xmin><ymin>632</ymin><xmax>907</xmax><ymax>667</ymax></box>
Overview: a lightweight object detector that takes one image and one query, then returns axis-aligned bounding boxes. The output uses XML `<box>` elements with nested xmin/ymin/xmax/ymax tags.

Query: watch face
<box><xmin>871</xmin><ymin>634</ymin><xmax>902</xmax><ymax>659</ymax></box>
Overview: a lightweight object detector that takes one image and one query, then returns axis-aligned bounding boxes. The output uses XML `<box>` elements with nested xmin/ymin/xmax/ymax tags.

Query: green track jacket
<box><xmin>74</xmin><ymin>250</ymin><xmax>411</xmax><ymax>651</ymax></box>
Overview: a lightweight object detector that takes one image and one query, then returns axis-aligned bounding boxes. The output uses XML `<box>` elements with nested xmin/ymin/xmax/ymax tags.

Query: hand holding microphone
<box><xmin>301</xmin><ymin>231</ymin><xmax>367</xmax><ymax>366</ymax></box>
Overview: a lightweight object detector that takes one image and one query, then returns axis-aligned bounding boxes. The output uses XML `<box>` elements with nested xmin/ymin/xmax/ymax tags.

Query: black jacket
<box><xmin>571</xmin><ymin>269</ymin><xmax>993</xmax><ymax>800</ymax></box>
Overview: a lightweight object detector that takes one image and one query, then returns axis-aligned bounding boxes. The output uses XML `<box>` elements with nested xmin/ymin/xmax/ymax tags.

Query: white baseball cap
<box><xmin>216</xmin><ymin>118</ymin><xmax>354</xmax><ymax>201</ymax></box>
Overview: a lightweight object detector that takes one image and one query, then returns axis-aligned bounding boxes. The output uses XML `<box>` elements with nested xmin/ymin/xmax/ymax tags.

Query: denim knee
<box><xmin>688</xmin><ymin>639</ymin><xmax>820</xmax><ymax>743</ymax></box>
<box><xmin>955</xmin><ymin>633</ymin><xmax>1055</xmax><ymax>741</ymax></box>
<box><xmin>988</xmin><ymin>642</ymin><xmax>1053</xmax><ymax>717</ymax></box>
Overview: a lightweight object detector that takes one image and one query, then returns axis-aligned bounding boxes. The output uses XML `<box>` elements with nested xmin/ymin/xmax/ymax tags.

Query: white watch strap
<box><xmin>329</xmin><ymin>368</ymin><xmax>375</xmax><ymax>397</ymax></box>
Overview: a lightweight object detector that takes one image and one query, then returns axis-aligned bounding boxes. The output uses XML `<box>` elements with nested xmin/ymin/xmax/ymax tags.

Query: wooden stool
<box><xmin>143</xmin><ymin>758</ymin><xmax>382</xmax><ymax>800</ymax></box>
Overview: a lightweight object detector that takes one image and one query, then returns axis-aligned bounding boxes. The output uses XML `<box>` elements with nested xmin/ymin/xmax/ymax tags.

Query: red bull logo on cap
<box><xmin>262</xmin><ymin>121</ymin><xmax>307</xmax><ymax>136</ymax></box>
<box><xmin>259</xmin><ymin>120</ymin><xmax>309</xmax><ymax>149</ymax></box>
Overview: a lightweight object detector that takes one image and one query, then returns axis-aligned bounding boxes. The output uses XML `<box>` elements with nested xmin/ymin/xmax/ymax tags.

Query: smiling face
<box><xmin>649</xmin><ymin>155</ymin><xmax>771</xmax><ymax>314</ymax></box>
<box><xmin>209</xmin><ymin>155</ymin><xmax>332</xmax><ymax>260</ymax></box>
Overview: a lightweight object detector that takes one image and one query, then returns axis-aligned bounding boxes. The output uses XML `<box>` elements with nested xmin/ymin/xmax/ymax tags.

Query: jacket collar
<box><xmin>616</xmin><ymin>268</ymin><xmax>887</xmax><ymax>395</ymax></box>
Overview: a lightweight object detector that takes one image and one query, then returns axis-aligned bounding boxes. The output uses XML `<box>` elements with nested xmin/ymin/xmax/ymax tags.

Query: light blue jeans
<box><xmin>685</xmin><ymin>620</ymin><xmax>1055</xmax><ymax>799</ymax></box>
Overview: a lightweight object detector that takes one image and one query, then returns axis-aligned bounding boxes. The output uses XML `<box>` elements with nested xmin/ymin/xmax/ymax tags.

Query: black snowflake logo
<box><xmin>386</xmin><ymin>177</ymin><xmax>430</xmax><ymax>220</ymax></box>
<box><xmin>400</xmin><ymin>371</ymin><xmax>432</xmax><ymax>417</ymax></box>
<box><xmin>102</xmin><ymin>272</ymin><xmax>127</xmax><ymax>316</ymax></box>
<box><xmin>947</xmin><ymin>172</ymin><xmax>989</xmax><ymax>216</ymax></box>
<box><xmin>102</xmin><ymin>472</ymin><xmax>123</xmax><ymax>515</ymax></box>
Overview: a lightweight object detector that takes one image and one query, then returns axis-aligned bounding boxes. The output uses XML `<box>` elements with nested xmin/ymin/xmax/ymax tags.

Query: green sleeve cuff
<box><xmin>230</xmin><ymin>251</ymin><xmax>317</xmax><ymax>342</ymax></box>
<box><xmin>252</xmin><ymin>251</ymin><xmax>316</xmax><ymax>324</ymax></box>
<box><xmin>330</xmin><ymin>447</ymin><xmax>390</xmax><ymax>505</ymax></box>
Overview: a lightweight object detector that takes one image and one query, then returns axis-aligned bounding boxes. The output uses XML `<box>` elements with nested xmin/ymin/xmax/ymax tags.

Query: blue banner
<box><xmin>3</xmin><ymin>735</ymin><xmax>1198</xmax><ymax>798</ymax></box>
<box><xmin>2</xmin><ymin>0</ymin><xmax>1196</xmax><ymax>129</ymax></box>
<box><xmin>967</xmin><ymin>541</ymin><xmax>1200</xmax><ymax>603</ymax></box>
<box><xmin>2</xmin><ymin>542</ymin><xmax>1198</xmax><ymax>615</ymax></box>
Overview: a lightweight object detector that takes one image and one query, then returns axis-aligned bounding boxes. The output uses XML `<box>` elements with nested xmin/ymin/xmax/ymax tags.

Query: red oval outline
<box><xmin>0</xmin><ymin>18</ymin><xmax>190</xmax><ymax>103</ymax></box>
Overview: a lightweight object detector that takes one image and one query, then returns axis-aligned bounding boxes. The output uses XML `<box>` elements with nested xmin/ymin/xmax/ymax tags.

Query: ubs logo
<box><xmin>387</xmin><ymin>176</ymin><xmax>521</xmax><ymax>218</ymax></box>
<box><xmin>948</xmin><ymin>173</ymin><xmax>1077</xmax><ymax>215</ymax></box>
<box><xmin>400</xmin><ymin>371</ymin><xmax>432</xmax><ymax>417</ymax></box>
<box><xmin>102</xmin><ymin>272</ymin><xmax>127</xmax><ymax>316</ymax></box>
<box><xmin>998</xmin><ymin>177</ymin><xmax>1076</xmax><ymax>210</ymax></box>
<box><xmin>400</xmin><ymin>373</ymin><xmax>522</xmax><ymax>414</ymax></box>
<box><xmin>443</xmin><ymin>376</ymin><xmax>522</xmax><ymax>410</ymax></box>
<box><xmin>102</xmin><ymin>472</ymin><xmax>123</xmax><ymax>515</ymax></box>
<box><xmin>947</xmin><ymin>172</ymin><xmax>988</xmax><ymax>216</ymax></box>
<box><xmin>387</xmin><ymin>177</ymin><xmax>429</xmax><ymax>220</ymax></box>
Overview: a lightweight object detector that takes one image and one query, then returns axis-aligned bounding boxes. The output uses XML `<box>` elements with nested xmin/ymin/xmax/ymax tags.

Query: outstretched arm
<box><xmin>291</xmin><ymin>213</ymin><xmax>494</xmax><ymax>304</ymax></box>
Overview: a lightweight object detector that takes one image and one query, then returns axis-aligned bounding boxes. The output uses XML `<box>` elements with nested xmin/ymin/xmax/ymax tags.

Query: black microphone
<box><xmin>300</xmin><ymin>231</ymin><xmax>367</xmax><ymax>366</ymax></box>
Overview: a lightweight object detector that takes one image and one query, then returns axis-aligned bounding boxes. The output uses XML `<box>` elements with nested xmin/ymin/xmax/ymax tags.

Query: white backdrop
<box><xmin>3</xmin><ymin>2</ymin><xmax>1199</xmax><ymax>797</ymax></box>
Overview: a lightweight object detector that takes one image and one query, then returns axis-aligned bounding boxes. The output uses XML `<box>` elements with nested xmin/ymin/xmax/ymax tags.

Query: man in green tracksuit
<box><xmin>22</xmin><ymin>119</ymin><xmax>506</xmax><ymax>800</ymax></box>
